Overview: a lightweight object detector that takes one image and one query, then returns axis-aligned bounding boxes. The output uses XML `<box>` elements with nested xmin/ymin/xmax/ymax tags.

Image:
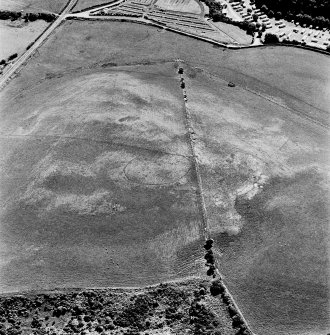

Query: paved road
<box><xmin>0</xmin><ymin>0</ymin><xmax>77</xmax><ymax>89</ymax></box>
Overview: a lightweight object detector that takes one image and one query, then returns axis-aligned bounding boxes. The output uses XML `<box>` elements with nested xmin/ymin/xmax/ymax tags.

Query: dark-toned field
<box><xmin>0</xmin><ymin>0</ymin><xmax>68</xmax><ymax>13</ymax></box>
<box><xmin>0</xmin><ymin>21</ymin><xmax>329</xmax><ymax>335</ymax></box>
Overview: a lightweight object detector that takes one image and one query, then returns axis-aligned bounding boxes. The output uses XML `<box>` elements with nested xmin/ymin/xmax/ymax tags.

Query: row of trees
<box><xmin>263</xmin><ymin>32</ymin><xmax>330</xmax><ymax>52</ymax></box>
<box><xmin>255</xmin><ymin>0</ymin><xmax>330</xmax><ymax>29</ymax></box>
<box><xmin>0</xmin><ymin>10</ymin><xmax>56</xmax><ymax>22</ymax></box>
<box><xmin>0</xmin><ymin>53</ymin><xmax>18</xmax><ymax>68</ymax></box>
<box><xmin>210</xmin><ymin>279</ymin><xmax>250</xmax><ymax>334</ymax></box>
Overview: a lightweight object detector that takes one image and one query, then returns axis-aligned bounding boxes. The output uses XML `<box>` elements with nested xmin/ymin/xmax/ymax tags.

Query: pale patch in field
<box><xmin>154</xmin><ymin>0</ymin><xmax>201</xmax><ymax>14</ymax></box>
<box><xmin>265</xmin><ymin>195</ymin><xmax>299</xmax><ymax>210</ymax></box>
<box><xmin>49</xmin><ymin>190</ymin><xmax>126</xmax><ymax>216</ymax></box>
<box><xmin>124</xmin><ymin>154</ymin><xmax>190</xmax><ymax>185</ymax></box>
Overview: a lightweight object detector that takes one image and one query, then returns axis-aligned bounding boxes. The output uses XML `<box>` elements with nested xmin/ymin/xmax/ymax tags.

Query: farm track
<box><xmin>177</xmin><ymin>64</ymin><xmax>210</xmax><ymax>241</ymax></box>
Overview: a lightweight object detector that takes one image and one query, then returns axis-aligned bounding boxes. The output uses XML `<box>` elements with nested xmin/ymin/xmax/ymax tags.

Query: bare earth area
<box><xmin>0</xmin><ymin>0</ymin><xmax>68</xmax><ymax>13</ymax></box>
<box><xmin>0</xmin><ymin>20</ymin><xmax>48</xmax><ymax>59</ymax></box>
<box><xmin>0</xmin><ymin>21</ymin><xmax>329</xmax><ymax>335</ymax></box>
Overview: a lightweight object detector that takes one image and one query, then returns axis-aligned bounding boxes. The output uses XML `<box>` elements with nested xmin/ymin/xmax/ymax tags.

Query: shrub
<box><xmin>264</xmin><ymin>32</ymin><xmax>279</xmax><ymax>44</ymax></box>
<box><xmin>204</xmin><ymin>250</ymin><xmax>215</xmax><ymax>264</ymax></box>
<box><xmin>206</xmin><ymin>267</ymin><xmax>215</xmax><ymax>276</ymax></box>
<box><xmin>221</xmin><ymin>292</ymin><xmax>231</xmax><ymax>305</ymax></box>
<box><xmin>8</xmin><ymin>53</ymin><xmax>18</xmax><ymax>61</ymax></box>
<box><xmin>232</xmin><ymin>314</ymin><xmax>244</xmax><ymax>328</ymax></box>
<box><xmin>210</xmin><ymin>279</ymin><xmax>224</xmax><ymax>296</ymax></box>
<box><xmin>227</xmin><ymin>304</ymin><xmax>237</xmax><ymax>317</ymax></box>
<box><xmin>31</xmin><ymin>318</ymin><xmax>42</xmax><ymax>328</ymax></box>
<box><xmin>204</xmin><ymin>239</ymin><xmax>213</xmax><ymax>250</ymax></box>
<box><xmin>95</xmin><ymin>325</ymin><xmax>103</xmax><ymax>333</ymax></box>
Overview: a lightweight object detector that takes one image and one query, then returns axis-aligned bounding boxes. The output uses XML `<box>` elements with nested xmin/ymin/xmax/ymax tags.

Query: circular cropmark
<box><xmin>124</xmin><ymin>153</ymin><xmax>191</xmax><ymax>185</ymax></box>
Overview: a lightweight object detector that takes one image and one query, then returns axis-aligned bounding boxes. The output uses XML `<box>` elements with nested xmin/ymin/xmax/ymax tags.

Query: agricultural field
<box><xmin>154</xmin><ymin>0</ymin><xmax>202</xmax><ymax>14</ymax></box>
<box><xmin>72</xmin><ymin>0</ymin><xmax>119</xmax><ymax>12</ymax></box>
<box><xmin>0</xmin><ymin>20</ymin><xmax>329</xmax><ymax>335</ymax></box>
<box><xmin>0</xmin><ymin>20</ymin><xmax>48</xmax><ymax>60</ymax></box>
<box><xmin>0</xmin><ymin>0</ymin><xmax>68</xmax><ymax>13</ymax></box>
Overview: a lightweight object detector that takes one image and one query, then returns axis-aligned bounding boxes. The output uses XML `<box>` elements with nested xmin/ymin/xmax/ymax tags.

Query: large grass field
<box><xmin>0</xmin><ymin>61</ymin><xmax>205</xmax><ymax>291</ymax></box>
<box><xmin>0</xmin><ymin>0</ymin><xmax>68</xmax><ymax>13</ymax></box>
<box><xmin>0</xmin><ymin>21</ymin><xmax>329</xmax><ymax>335</ymax></box>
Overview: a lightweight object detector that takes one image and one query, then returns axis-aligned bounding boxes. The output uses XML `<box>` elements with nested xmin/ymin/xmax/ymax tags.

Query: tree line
<box><xmin>0</xmin><ymin>10</ymin><xmax>56</xmax><ymax>23</ymax></box>
<box><xmin>254</xmin><ymin>0</ymin><xmax>330</xmax><ymax>28</ymax></box>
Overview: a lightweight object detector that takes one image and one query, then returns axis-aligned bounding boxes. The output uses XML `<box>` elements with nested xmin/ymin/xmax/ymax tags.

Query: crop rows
<box><xmin>146</xmin><ymin>9</ymin><xmax>215</xmax><ymax>32</ymax></box>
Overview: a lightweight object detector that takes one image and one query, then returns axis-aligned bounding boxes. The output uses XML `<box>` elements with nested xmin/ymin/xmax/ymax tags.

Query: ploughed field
<box><xmin>0</xmin><ymin>21</ymin><xmax>329</xmax><ymax>335</ymax></box>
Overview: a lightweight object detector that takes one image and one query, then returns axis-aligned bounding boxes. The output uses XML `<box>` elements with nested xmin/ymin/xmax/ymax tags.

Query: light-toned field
<box><xmin>0</xmin><ymin>21</ymin><xmax>329</xmax><ymax>335</ymax></box>
<box><xmin>0</xmin><ymin>0</ymin><xmax>68</xmax><ymax>13</ymax></box>
<box><xmin>72</xmin><ymin>0</ymin><xmax>118</xmax><ymax>12</ymax></box>
<box><xmin>154</xmin><ymin>0</ymin><xmax>201</xmax><ymax>14</ymax></box>
<box><xmin>0</xmin><ymin>20</ymin><xmax>48</xmax><ymax>59</ymax></box>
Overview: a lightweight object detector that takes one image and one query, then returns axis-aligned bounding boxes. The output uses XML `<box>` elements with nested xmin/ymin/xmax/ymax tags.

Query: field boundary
<box><xmin>177</xmin><ymin>64</ymin><xmax>255</xmax><ymax>335</ymax></box>
<box><xmin>176</xmin><ymin>64</ymin><xmax>210</xmax><ymax>241</ymax></box>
